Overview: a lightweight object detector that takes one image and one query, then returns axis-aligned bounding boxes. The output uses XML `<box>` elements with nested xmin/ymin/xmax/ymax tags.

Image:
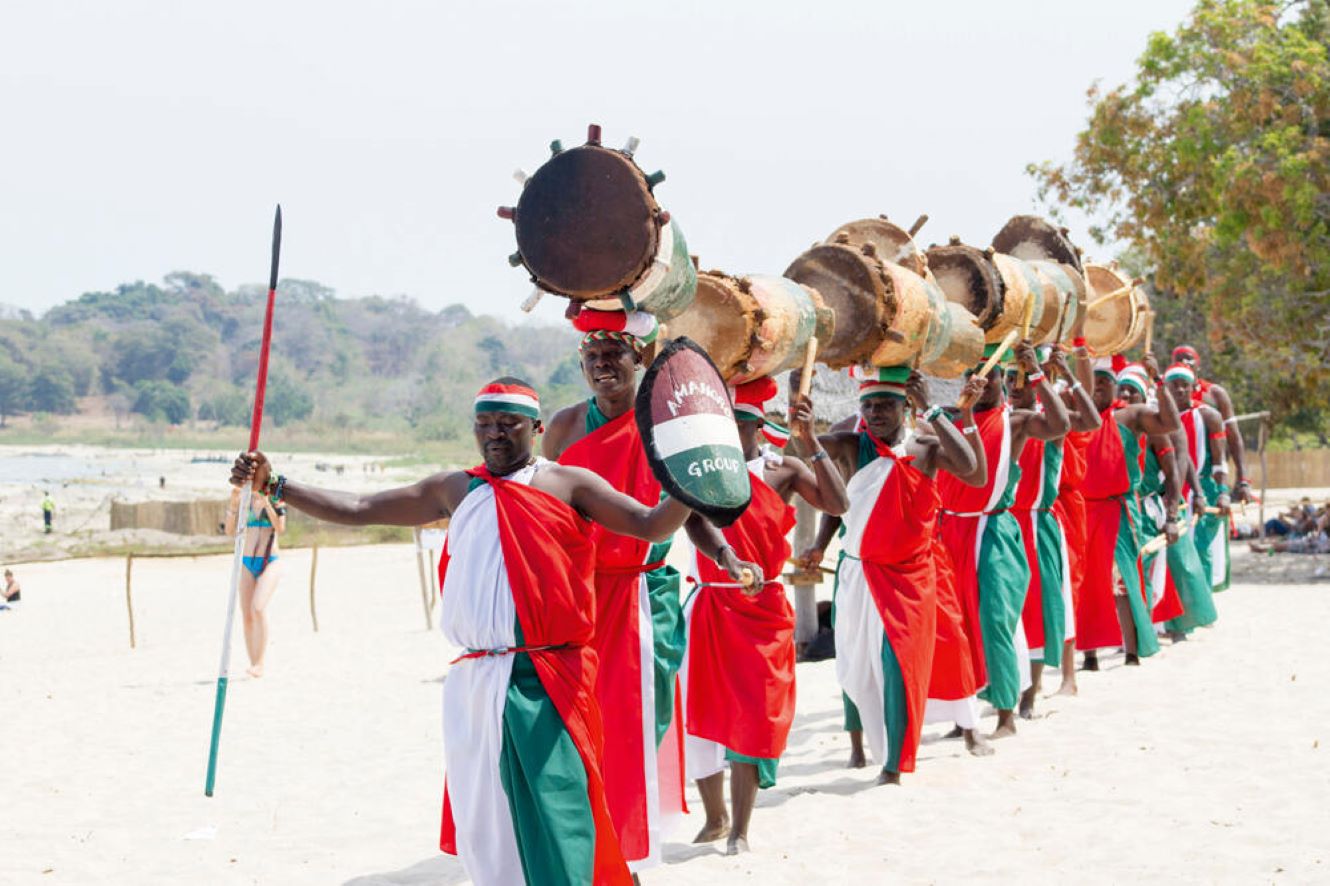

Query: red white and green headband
<box><xmin>1116</xmin><ymin>364</ymin><xmax>1151</xmax><ymax>398</ymax></box>
<box><xmin>474</xmin><ymin>381</ymin><xmax>541</xmax><ymax>420</ymax></box>
<box><xmin>1163</xmin><ymin>363</ymin><xmax>1196</xmax><ymax>385</ymax></box>
<box><xmin>572</xmin><ymin>307</ymin><xmax>659</xmax><ymax>353</ymax></box>
<box><xmin>851</xmin><ymin>364</ymin><xmax>910</xmax><ymax>401</ymax></box>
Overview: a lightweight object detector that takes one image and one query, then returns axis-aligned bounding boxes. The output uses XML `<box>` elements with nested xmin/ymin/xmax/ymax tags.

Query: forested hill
<box><xmin>0</xmin><ymin>272</ymin><xmax>583</xmax><ymax>443</ymax></box>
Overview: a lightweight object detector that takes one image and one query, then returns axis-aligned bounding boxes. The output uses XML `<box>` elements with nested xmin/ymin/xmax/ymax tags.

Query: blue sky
<box><xmin>0</xmin><ymin>0</ymin><xmax>1197</xmax><ymax>324</ymax></box>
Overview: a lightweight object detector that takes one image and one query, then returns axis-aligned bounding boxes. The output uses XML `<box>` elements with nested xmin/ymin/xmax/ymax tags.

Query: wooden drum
<box><xmin>1083</xmin><ymin>263</ymin><xmax>1147</xmax><ymax>355</ymax></box>
<box><xmin>920</xmin><ymin>301</ymin><xmax>986</xmax><ymax>379</ymax></box>
<box><xmin>503</xmin><ymin>125</ymin><xmax>696</xmax><ymax>319</ymax></box>
<box><xmin>666</xmin><ymin>270</ymin><xmax>832</xmax><ymax>383</ymax></box>
<box><xmin>924</xmin><ymin>240</ymin><xmax>1005</xmax><ymax>335</ymax></box>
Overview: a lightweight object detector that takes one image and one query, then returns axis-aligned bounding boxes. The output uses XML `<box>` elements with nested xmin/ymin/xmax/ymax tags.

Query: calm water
<box><xmin>0</xmin><ymin>454</ymin><xmax>131</xmax><ymax>484</ymax></box>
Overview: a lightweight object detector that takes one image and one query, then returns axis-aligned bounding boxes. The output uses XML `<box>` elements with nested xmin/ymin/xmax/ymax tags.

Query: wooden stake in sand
<box><xmin>125</xmin><ymin>553</ymin><xmax>136</xmax><ymax>650</ymax></box>
<box><xmin>308</xmin><ymin>545</ymin><xmax>320</xmax><ymax>633</ymax></box>
<box><xmin>413</xmin><ymin>527</ymin><xmax>432</xmax><ymax>630</ymax></box>
<box><xmin>206</xmin><ymin>205</ymin><xmax>282</xmax><ymax>798</ymax></box>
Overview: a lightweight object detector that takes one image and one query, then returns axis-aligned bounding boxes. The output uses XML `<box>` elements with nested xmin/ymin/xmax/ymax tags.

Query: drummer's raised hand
<box><xmin>1014</xmin><ymin>339</ymin><xmax>1040</xmax><ymax>375</ymax></box>
<box><xmin>958</xmin><ymin>376</ymin><xmax>986</xmax><ymax>417</ymax></box>
<box><xmin>905</xmin><ymin>371</ymin><xmax>931</xmax><ymax>413</ymax></box>
<box><xmin>230</xmin><ymin>451</ymin><xmax>272</xmax><ymax>492</ymax></box>
<box><xmin>789</xmin><ymin>393</ymin><xmax>816</xmax><ymax>445</ymax></box>
<box><xmin>1143</xmin><ymin>351</ymin><xmax>1162</xmax><ymax>381</ymax></box>
<box><xmin>1048</xmin><ymin>345</ymin><xmax>1072</xmax><ymax>381</ymax></box>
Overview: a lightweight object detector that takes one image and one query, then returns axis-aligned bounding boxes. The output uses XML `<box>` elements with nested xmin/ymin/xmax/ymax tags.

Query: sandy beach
<box><xmin>2</xmin><ymin>540</ymin><xmax>1327</xmax><ymax>885</ymax></box>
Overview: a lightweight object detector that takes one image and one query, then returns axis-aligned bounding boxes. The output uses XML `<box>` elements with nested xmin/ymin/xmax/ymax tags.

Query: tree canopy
<box><xmin>1031</xmin><ymin>0</ymin><xmax>1330</xmax><ymax>422</ymax></box>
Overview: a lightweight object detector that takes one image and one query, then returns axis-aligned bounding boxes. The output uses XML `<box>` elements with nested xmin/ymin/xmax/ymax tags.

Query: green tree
<box><xmin>28</xmin><ymin>366</ymin><xmax>77</xmax><ymax>414</ymax></box>
<box><xmin>133</xmin><ymin>380</ymin><xmax>191</xmax><ymax>424</ymax></box>
<box><xmin>0</xmin><ymin>353</ymin><xmax>27</xmax><ymax>426</ymax></box>
<box><xmin>1030</xmin><ymin>0</ymin><xmax>1330</xmax><ymax>421</ymax></box>
<box><xmin>264</xmin><ymin>372</ymin><xmax>314</xmax><ymax>426</ymax></box>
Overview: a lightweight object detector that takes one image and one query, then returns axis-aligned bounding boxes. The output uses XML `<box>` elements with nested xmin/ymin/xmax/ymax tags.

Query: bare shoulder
<box><xmin>1206</xmin><ymin>382</ymin><xmax>1234</xmax><ymax>411</ymax></box>
<box><xmin>543</xmin><ymin>401</ymin><xmax>591</xmax><ymax>459</ymax></box>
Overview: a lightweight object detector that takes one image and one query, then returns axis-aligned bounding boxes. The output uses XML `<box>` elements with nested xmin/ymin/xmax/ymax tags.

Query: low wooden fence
<box><xmin>1250</xmin><ymin>449</ymin><xmax>1330</xmax><ymax>491</ymax></box>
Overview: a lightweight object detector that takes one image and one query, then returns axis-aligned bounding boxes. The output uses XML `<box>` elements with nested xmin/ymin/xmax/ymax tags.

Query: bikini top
<box><xmin>246</xmin><ymin>504</ymin><xmax>286</xmax><ymax>528</ymax></box>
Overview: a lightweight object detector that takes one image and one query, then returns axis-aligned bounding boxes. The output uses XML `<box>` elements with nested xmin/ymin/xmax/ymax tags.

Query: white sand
<box><xmin>2</xmin><ymin>546</ymin><xmax>1327</xmax><ymax>884</ymax></box>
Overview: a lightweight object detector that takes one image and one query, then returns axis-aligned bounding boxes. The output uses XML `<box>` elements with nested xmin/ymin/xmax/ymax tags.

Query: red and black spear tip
<box><xmin>269</xmin><ymin>205</ymin><xmax>282</xmax><ymax>293</ymax></box>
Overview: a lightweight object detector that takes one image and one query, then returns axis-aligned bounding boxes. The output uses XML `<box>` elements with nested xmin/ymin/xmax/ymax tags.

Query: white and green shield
<box><xmin>636</xmin><ymin>337</ymin><xmax>751</xmax><ymax>526</ymax></box>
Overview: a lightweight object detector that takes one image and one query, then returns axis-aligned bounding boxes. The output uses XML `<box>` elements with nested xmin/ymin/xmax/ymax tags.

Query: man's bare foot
<box><xmin>246</xmin><ymin>663</ymin><xmax>264</xmax><ymax>678</ymax></box>
<box><xmin>964</xmin><ymin>729</ymin><xmax>995</xmax><ymax>757</ymax></box>
<box><xmin>1081</xmin><ymin>652</ymin><xmax>1099</xmax><ymax>671</ymax></box>
<box><xmin>693</xmin><ymin>818</ymin><xmax>729</xmax><ymax>843</ymax></box>
<box><xmin>876</xmin><ymin>768</ymin><xmax>902</xmax><ymax>786</ymax></box>
<box><xmin>1167</xmin><ymin>630</ymin><xmax>1188</xmax><ymax>643</ymax></box>
<box><xmin>1054</xmin><ymin>679</ymin><xmax>1078</xmax><ymax>697</ymax></box>
<box><xmin>848</xmin><ymin>730</ymin><xmax>867</xmax><ymax>768</ymax></box>
<box><xmin>988</xmin><ymin>711</ymin><xmax>1018</xmax><ymax>739</ymax></box>
<box><xmin>725</xmin><ymin>836</ymin><xmax>750</xmax><ymax>856</ymax></box>
<box><xmin>1125</xmin><ymin>652</ymin><xmax>1141</xmax><ymax>666</ymax></box>
<box><xmin>944</xmin><ymin>725</ymin><xmax>964</xmax><ymax>739</ymax></box>
<box><xmin>1018</xmin><ymin>686</ymin><xmax>1036</xmax><ymax>720</ymax></box>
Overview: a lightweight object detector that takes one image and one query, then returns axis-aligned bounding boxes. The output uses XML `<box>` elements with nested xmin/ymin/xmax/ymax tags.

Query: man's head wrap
<box><xmin>474</xmin><ymin>377</ymin><xmax>540</xmax><ymax>420</ymax></box>
<box><xmin>1092</xmin><ymin>355</ymin><xmax>1121</xmax><ymax>380</ymax></box>
<box><xmin>1116</xmin><ymin>362</ymin><xmax>1150</xmax><ymax>398</ymax></box>
<box><xmin>1172</xmin><ymin>345</ymin><xmax>1200</xmax><ymax>365</ymax></box>
<box><xmin>572</xmin><ymin>307</ymin><xmax>659</xmax><ymax>354</ymax></box>
<box><xmin>732</xmin><ymin>376</ymin><xmax>779</xmax><ymax>421</ymax></box>
<box><xmin>1163</xmin><ymin>363</ymin><xmax>1196</xmax><ymax>386</ymax></box>
<box><xmin>852</xmin><ymin>364</ymin><xmax>910</xmax><ymax>401</ymax></box>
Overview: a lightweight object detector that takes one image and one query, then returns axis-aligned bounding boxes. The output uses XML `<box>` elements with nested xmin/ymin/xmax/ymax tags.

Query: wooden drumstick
<box><xmin>958</xmin><ymin>329</ymin><xmax>1020</xmax><ymax>408</ymax></box>
<box><xmin>1016</xmin><ymin>290</ymin><xmax>1038</xmax><ymax>387</ymax></box>
<box><xmin>740</xmin><ymin>568</ymin><xmax>756</xmax><ymax>588</ymax></box>
<box><xmin>797</xmin><ymin>336</ymin><xmax>818</xmax><ymax>398</ymax></box>
<box><xmin>1086</xmin><ymin>284</ymin><xmax>1132</xmax><ymax>312</ymax></box>
<box><xmin>786</xmin><ymin>556</ymin><xmax>836</xmax><ymax>576</ymax></box>
<box><xmin>1142</xmin><ymin>310</ymin><xmax>1155</xmax><ymax>358</ymax></box>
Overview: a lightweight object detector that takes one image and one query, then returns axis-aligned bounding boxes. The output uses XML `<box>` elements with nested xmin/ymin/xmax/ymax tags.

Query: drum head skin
<box><xmin>924</xmin><ymin>243</ymin><xmax>1004</xmax><ymax>331</ymax></box>
<box><xmin>991</xmin><ymin>215</ymin><xmax>1083</xmax><ymax>274</ymax></box>
<box><xmin>636</xmin><ymin>337</ymin><xmax>752</xmax><ymax>527</ymax></box>
<box><xmin>515</xmin><ymin>146</ymin><xmax>660</xmax><ymax>299</ymax></box>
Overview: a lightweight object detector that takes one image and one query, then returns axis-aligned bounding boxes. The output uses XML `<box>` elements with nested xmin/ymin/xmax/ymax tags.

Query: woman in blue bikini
<box><xmin>225</xmin><ymin>485</ymin><xmax>286</xmax><ymax>677</ymax></box>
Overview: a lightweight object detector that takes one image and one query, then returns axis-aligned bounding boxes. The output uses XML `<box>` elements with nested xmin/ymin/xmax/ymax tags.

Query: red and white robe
<box><xmin>680</xmin><ymin>452</ymin><xmax>797</xmax><ymax>784</ymax></box>
<box><xmin>438</xmin><ymin>460</ymin><xmax>630</xmax><ymax>885</ymax></box>
<box><xmin>834</xmin><ymin>432</ymin><xmax>939</xmax><ymax>772</ymax></box>
<box><xmin>558</xmin><ymin>408</ymin><xmax>685</xmax><ymax>868</ymax></box>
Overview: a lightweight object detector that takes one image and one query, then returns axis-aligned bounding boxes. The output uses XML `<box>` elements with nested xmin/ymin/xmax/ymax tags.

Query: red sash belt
<box><xmin>597</xmin><ymin>560</ymin><xmax>666</xmax><ymax>576</ymax></box>
<box><xmin>940</xmin><ymin>507</ymin><xmax>1009</xmax><ymax>519</ymax></box>
<box><xmin>449</xmin><ymin>643</ymin><xmax>577</xmax><ymax>665</ymax></box>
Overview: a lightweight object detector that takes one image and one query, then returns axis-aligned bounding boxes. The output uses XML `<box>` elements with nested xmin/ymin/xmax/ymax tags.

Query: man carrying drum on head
<box><xmin>543</xmin><ymin>307</ymin><xmax>689</xmax><ymax>872</ymax></box>
<box><xmin>1162</xmin><ymin>361</ymin><xmax>1233</xmax><ymax>595</ymax></box>
<box><xmin>1077</xmin><ymin>354</ymin><xmax>1181</xmax><ymax>670</ymax></box>
<box><xmin>1116</xmin><ymin>363</ymin><xmax>1189</xmax><ymax>633</ymax></box>
<box><xmin>228</xmin><ymin>378</ymin><xmax>759</xmax><ymax>886</ymax></box>
<box><xmin>677</xmin><ymin>375</ymin><xmax>847</xmax><ymax>853</ymax></box>
<box><xmin>929</xmin><ymin>341</ymin><xmax>1070</xmax><ymax>740</ymax></box>
<box><xmin>1172</xmin><ymin>345</ymin><xmax>1252</xmax><ymax>506</ymax></box>
<box><xmin>1005</xmin><ymin>345</ymin><xmax>1100</xmax><ymax>719</ymax></box>
<box><xmin>801</xmin><ymin>366</ymin><xmax>987</xmax><ymax>783</ymax></box>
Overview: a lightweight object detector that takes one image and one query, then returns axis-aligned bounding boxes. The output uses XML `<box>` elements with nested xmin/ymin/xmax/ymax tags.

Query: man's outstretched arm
<box><xmin>231</xmin><ymin>451</ymin><xmax>460</xmax><ymax>527</ymax></box>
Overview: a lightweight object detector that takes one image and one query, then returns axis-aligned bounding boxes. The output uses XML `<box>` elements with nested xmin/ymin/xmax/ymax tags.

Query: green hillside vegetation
<box><xmin>0</xmin><ymin>272</ymin><xmax>585</xmax><ymax>460</ymax></box>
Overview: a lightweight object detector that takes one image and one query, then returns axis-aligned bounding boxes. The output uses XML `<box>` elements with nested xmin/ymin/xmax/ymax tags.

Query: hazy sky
<box><xmin>1</xmin><ymin>0</ymin><xmax>1196</xmax><ymax>326</ymax></box>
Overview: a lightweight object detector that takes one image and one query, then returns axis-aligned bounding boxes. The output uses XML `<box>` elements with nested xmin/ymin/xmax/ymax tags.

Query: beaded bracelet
<box><xmin>923</xmin><ymin>405</ymin><xmax>944</xmax><ymax>422</ymax></box>
<box><xmin>264</xmin><ymin>473</ymin><xmax>287</xmax><ymax>503</ymax></box>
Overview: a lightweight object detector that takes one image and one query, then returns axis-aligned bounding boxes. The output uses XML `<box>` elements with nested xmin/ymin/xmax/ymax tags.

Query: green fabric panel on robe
<box><xmin>1034</xmin><ymin>510</ymin><xmax>1066</xmax><ymax>667</ymax></box>
<box><xmin>1115</xmin><ymin>426</ymin><xmax>1160</xmax><ymax>658</ymax></box>
<box><xmin>586</xmin><ymin>397</ymin><xmax>684</xmax><ymax>746</ymax></box>
<box><xmin>976</xmin><ymin>511</ymin><xmax>1031</xmax><ymax>709</ymax></box>
<box><xmin>725</xmin><ymin>749</ymin><xmax>779</xmax><ymax>789</ymax></box>
<box><xmin>1164</xmin><ymin>530</ymin><xmax>1219</xmax><ymax>633</ymax></box>
<box><xmin>880</xmin><ymin>629</ymin><xmax>908</xmax><ymax>774</ymax></box>
<box><xmin>1036</xmin><ymin>440</ymin><xmax>1066</xmax><ymax>667</ymax></box>
<box><xmin>499</xmin><ymin>624</ymin><xmax>596</xmax><ymax>886</ymax></box>
<box><xmin>975</xmin><ymin>465</ymin><xmax>1029</xmax><ymax>711</ymax></box>
<box><xmin>1189</xmin><ymin>422</ymin><xmax>1232</xmax><ymax>593</ymax></box>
